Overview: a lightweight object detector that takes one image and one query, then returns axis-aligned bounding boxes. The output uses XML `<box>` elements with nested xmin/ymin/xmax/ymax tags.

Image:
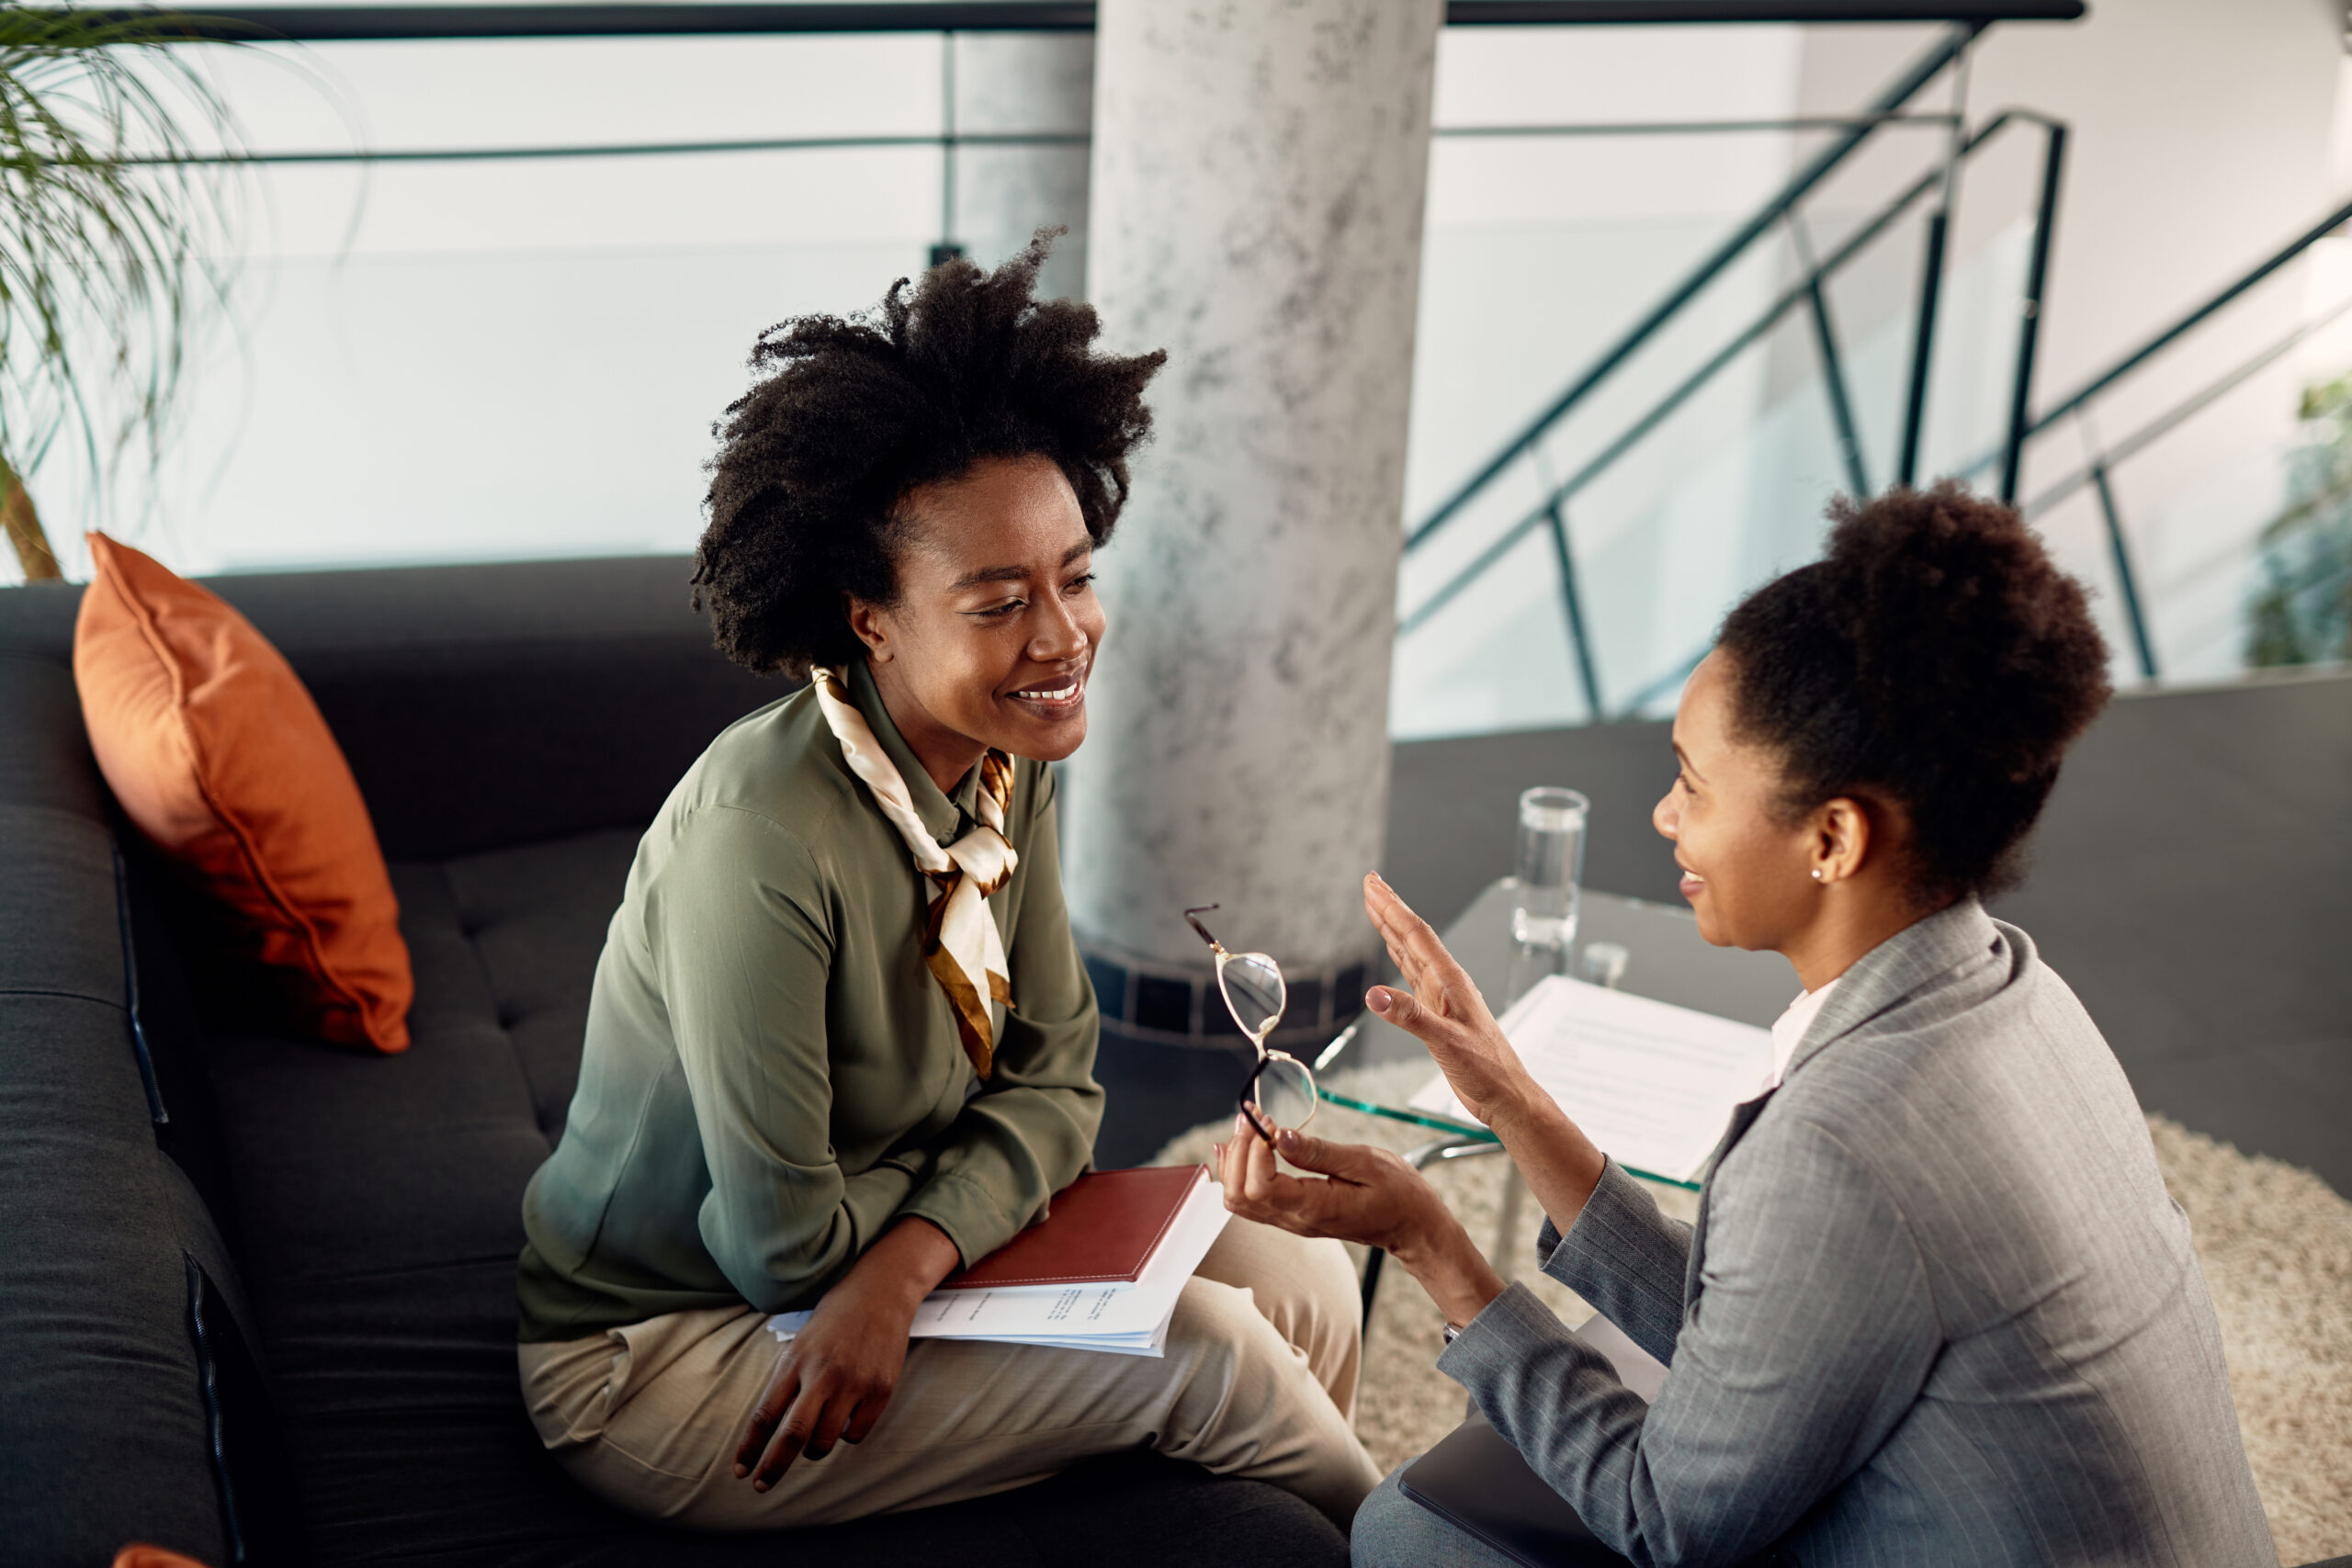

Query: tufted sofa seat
<box><xmin>0</xmin><ymin>555</ymin><xmax>1348</xmax><ymax>1568</ymax></box>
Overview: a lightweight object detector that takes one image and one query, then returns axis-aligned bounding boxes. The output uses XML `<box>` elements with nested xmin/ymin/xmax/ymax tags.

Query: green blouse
<box><xmin>516</xmin><ymin>660</ymin><xmax>1102</xmax><ymax>1343</ymax></box>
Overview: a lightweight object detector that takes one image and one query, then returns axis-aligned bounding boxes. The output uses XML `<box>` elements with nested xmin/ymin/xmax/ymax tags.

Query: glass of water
<box><xmin>1511</xmin><ymin>787</ymin><xmax>1589</xmax><ymax>953</ymax></box>
<box><xmin>1580</xmin><ymin>942</ymin><xmax>1629</xmax><ymax>989</ymax></box>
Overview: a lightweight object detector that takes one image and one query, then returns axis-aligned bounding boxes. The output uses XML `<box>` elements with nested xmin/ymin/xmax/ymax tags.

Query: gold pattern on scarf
<box><xmin>808</xmin><ymin>668</ymin><xmax>1019</xmax><ymax>1079</ymax></box>
<box><xmin>919</xmin><ymin>750</ymin><xmax>1017</xmax><ymax>1077</ymax></box>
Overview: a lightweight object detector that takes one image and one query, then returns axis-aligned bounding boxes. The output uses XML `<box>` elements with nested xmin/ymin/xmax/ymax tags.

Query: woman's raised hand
<box><xmin>1362</xmin><ymin>873</ymin><xmax>1536</xmax><ymax>1130</ymax></box>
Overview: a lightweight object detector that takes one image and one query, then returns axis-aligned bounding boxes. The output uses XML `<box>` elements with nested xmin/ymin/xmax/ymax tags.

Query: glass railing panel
<box><xmin>1394</xmin><ymin>310</ymin><xmax>1864</xmax><ymax>737</ymax></box>
<box><xmin>1578</xmin><ymin>320</ymin><xmax>1860</xmax><ymax>719</ymax></box>
<box><xmin>2137</xmin><ymin>440</ymin><xmax>2302</xmax><ymax>677</ymax></box>
<box><xmin>197</xmin><ymin>33</ymin><xmax>942</xmax><ymax>154</ymax></box>
<box><xmin>1390</xmin><ymin>522</ymin><xmax>1589</xmax><ymax>738</ymax></box>
<box><xmin>1408</xmin><ymin>17</ymin><xmax>1814</xmax><ymax>532</ymax></box>
<box><xmin>1789</xmin><ymin>209</ymin><xmax>2033</xmax><ymax>491</ymax></box>
<box><xmin>1403</xmin><ymin>213</ymin><xmax>1785</xmax><ymax>529</ymax></box>
<box><xmin>16</xmin><ymin>230</ymin><xmax>940</xmax><ymax>581</ymax></box>
<box><xmin>2002</xmin><ymin>239</ymin><xmax>2352</xmax><ymax>686</ymax></box>
<box><xmin>2030</xmin><ymin>435</ymin><xmax>2320</xmax><ymax>682</ymax></box>
<box><xmin>1394</xmin><ymin>222</ymin><xmax>1810</xmax><ymax>738</ymax></box>
<box><xmin>1394</xmin><ymin>215</ymin><xmax>1813</xmax><ymax>673</ymax></box>
<box><xmin>1914</xmin><ymin>216</ymin><xmax>2036</xmax><ymax>481</ymax></box>
<box><xmin>1395</xmin><ymin>172</ymin><xmax>2043</xmax><ymax>738</ymax></box>
<box><xmin>0</xmin><ymin>31</ymin><xmax>957</xmax><ymax>584</ymax></box>
<box><xmin>2022</xmin><ymin>329</ymin><xmax>2352</xmax><ymax>682</ymax></box>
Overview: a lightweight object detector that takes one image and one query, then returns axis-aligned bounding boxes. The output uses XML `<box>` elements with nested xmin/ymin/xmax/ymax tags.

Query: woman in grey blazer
<box><xmin>1218</xmin><ymin>486</ymin><xmax>2277</xmax><ymax>1567</ymax></box>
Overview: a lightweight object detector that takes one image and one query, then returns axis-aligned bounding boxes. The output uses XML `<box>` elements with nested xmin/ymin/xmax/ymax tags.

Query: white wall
<box><xmin>9</xmin><ymin>33</ymin><xmax>947</xmax><ymax>583</ymax></box>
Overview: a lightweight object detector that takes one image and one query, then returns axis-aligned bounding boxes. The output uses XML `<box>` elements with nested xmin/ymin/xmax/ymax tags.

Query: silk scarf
<box><xmin>809</xmin><ymin>667</ymin><xmax>1016</xmax><ymax>1077</ymax></box>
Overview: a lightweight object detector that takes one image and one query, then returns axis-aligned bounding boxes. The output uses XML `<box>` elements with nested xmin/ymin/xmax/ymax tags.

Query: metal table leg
<box><xmin>1360</xmin><ymin>1134</ymin><xmax>1507</xmax><ymax>1326</ymax></box>
<box><xmin>1490</xmin><ymin>1159</ymin><xmax>1527</xmax><ymax>1271</ymax></box>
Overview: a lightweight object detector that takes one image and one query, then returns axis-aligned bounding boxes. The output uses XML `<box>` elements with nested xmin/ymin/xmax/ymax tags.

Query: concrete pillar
<box><xmin>1064</xmin><ymin>0</ymin><xmax>1444</xmax><ymax>1056</ymax></box>
<box><xmin>948</xmin><ymin>32</ymin><xmax>1094</xmax><ymax>301</ymax></box>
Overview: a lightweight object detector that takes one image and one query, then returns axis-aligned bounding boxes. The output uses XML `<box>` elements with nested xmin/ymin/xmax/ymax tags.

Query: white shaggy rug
<box><xmin>1151</xmin><ymin>1060</ymin><xmax>2352</xmax><ymax>1565</ymax></box>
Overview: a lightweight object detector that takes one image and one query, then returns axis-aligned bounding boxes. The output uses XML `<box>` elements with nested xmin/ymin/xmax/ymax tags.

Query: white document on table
<box><xmin>1408</xmin><ymin>974</ymin><xmax>1773</xmax><ymax>1184</ymax></box>
<box><xmin>764</xmin><ymin>1167</ymin><xmax>1231</xmax><ymax>1358</ymax></box>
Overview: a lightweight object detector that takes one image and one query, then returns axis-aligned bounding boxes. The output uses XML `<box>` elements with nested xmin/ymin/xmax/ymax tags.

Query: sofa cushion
<box><xmin>188</xmin><ymin>556</ymin><xmax>786</xmax><ymax>863</ymax></box>
<box><xmin>74</xmin><ymin>535</ymin><xmax>412</xmax><ymax>1053</ymax></box>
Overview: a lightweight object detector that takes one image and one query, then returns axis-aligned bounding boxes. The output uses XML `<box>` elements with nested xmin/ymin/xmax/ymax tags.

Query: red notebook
<box><xmin>937</xmin><ymin>1166</ymin><xmax>1208</xmax><ymax>1290</ymax></box>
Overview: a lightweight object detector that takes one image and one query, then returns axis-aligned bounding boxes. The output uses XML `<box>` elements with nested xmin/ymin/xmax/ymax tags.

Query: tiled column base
<box><xmin>1079</xmin><ymin>939</ymin><xmax>1371</xmax><ymax>1054</ymax></box>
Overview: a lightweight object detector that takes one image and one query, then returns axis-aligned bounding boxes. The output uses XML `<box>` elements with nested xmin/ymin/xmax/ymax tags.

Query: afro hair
<box><xmin>1716</xmin><ymin>483</ymin><xmax>2112</xmax><ymax>904</ymax></box>
<box><xmin>693</xmin><ymin>230</ymin><xmax>1165</xmax><ymax>677</ymax></box>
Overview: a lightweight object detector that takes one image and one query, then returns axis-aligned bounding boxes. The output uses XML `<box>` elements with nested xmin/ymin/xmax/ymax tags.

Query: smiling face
<box><xmin>1651</xmin><ymin>649</ymin><xmax>1826</xmax><ymax>952</ymax></box>
<box><xmin>848</xmin><ymin>454</ymin><xmax>1105</xmax><ymax>791</ymax></box>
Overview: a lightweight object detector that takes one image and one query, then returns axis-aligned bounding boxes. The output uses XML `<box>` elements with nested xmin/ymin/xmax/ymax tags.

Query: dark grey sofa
<box><xmin>0</xmin><ymin>555</ymin><xmax>1347</xmax><ymax>1568</ymax></box>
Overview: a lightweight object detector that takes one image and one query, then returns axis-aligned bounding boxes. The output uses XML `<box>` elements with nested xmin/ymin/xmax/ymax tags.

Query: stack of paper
<box><xmin>1409</xmin><ymin>974</ymin><xmax>1773</xmax><ymax>1184</ymax></box>
<box><xmin>766</xmin><ymin>1167</ymin><xmax>1230</xmax><ymax>1358</ymax></box>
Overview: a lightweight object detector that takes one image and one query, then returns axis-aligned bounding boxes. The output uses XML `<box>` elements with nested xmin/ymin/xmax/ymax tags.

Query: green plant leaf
<box><xmin>0</xmin><ymin>5</ymin><xmax>254</xmax><ymax>550</ymax></box>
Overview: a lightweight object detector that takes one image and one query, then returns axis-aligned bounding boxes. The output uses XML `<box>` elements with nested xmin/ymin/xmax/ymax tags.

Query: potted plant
<box><xmin>1</xmin><ymin>6</ymin><xmax>243</xmax><ymax>581</ymax></box>
<box><xmin>2246</xmin><ymin>372</ymin><xmax>2352</xmax><ymax>669</ymax></box>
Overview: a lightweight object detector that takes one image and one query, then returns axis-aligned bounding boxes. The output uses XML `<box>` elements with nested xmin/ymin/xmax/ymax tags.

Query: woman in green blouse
<box><xmin>514</xmin><ymin>237</ymin><xmax>1380</xmax><ymax>1530</ymax></box>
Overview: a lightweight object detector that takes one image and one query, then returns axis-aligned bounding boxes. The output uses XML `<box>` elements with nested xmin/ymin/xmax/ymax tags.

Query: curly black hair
<box><xmin>1716</xmin><ymin>483</ymin><xmax>2112</xmax><ymax>906</ymax></box>
<box><xmin>693</xmin><ymin>231</ymin><xmax>1165</xmax><ymax>676</ymax></box>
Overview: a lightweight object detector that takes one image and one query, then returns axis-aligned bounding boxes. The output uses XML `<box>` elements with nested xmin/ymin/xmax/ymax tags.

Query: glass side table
<box><xmin>1312</xmin><ymin>876</ymin><xmax>1796</xmax><ymax>1323</ymax></box>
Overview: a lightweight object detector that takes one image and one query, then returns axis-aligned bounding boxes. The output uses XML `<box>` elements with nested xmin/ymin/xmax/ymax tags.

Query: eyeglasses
<box><xmin>1183</xmin><ymin>905</ymin><xmax>1318</xmax><ymax>1146</ymax></box>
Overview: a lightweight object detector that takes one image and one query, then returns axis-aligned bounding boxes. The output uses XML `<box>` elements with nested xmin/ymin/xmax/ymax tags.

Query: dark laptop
<box><xmin>1396</xmin><ymin>1314</ymin><xmax>1664</xmax><ymax>1568</ymax></box>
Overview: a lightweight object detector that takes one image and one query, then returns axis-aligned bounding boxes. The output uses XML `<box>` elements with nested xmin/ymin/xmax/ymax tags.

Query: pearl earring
<box><xmin>1811</xmin><ymin>868</ymin><xmax>1825</xmax><ymax>882</ymax></box>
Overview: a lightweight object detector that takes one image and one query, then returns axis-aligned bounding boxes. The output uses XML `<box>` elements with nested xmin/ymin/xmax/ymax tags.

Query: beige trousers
<box><xmin>519</xmin><ymin>1217</ymin><xmax>1383</xmax><ymax>1531</ymax></box>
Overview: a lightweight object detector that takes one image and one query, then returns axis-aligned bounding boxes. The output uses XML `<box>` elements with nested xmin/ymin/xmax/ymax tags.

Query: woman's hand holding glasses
<box><xmin>1213</xmin><ymin>1112</ymin><xmax>1507</xmax><ymax>1334</ymax></box>
<box><xmin>1202</xmin><ymin>872</ymin><xmax>1616</xmax><ymax>1332</ymax></box>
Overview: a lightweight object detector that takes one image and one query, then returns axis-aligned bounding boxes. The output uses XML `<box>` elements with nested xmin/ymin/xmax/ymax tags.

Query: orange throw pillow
<box><xmin>73</xmin><ymin>533</ymin><xmax>412</xmax><ymax>1052</ymax></box>
<box><xmin>114</xmin><ymin>1546</ymin><xmax>217</xmax><ymax>1568</ymax></box>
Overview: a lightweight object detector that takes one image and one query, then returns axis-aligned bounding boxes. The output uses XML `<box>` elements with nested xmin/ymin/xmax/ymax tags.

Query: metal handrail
<box><xmin>133</xmin><ymin>114</ymin><xmax>1953</xmax><ymax>169</ymax></box>
<box><xmin>1920</xmin><ymin>189</ymin><xmax>2352</xmax><ymax>681</ymax></box>
<box><xmin>1399</xmin><ymin>107</ymin><xmax>2061</xmax><ymax>638</ymax></box>
<box><xmin>2023</xmin><ymin>193</ymin><xmax>2352</xmax><ymax>443</ymax></box>
<box><xmin>2024</xmin><ymin>199</ymin><xmax>2352</xmax><ymax>680</ymax></box>
<box><xmin>133</xmin><ymin>130</ymin><xmax>1089</xmax><ymax>165</ymax></box>
<box><xmin>109</xmin><ymin>0</ymin><xmax>2086</xmax><ymax>43</ymax></box>
<box><xmin>1404</xmin><ymin>24</ymin><xmax>1980</xmax><ymax>556</ymax></box>
<box><xmin>1431</xmin><ymin>112</ymin><xmax>1958</xmax><ymax>138</ymax></box>
<box><xmin>2020</xmin><ymin>295</ymin><xmax>2352</xmax><ymax>524</ymax></box>
<box><xmin>1597</xmin><ymin>187</ymin><xmax>2352</xmax><ymax>696</ymax></box>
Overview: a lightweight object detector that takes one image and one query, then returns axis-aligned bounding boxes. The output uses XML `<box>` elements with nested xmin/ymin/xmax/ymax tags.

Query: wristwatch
<box><xmin>1441</xmin><ymin>1321</ymin><xmax>1463</xmax><ymax>1345</ymax></box>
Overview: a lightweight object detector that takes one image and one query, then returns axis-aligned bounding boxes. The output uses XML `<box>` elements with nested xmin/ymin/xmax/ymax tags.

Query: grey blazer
<box><xmin>1436</xmin><ymin>900</ymin><xmax>2276</xmax><ymax>1568</ymax></box>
